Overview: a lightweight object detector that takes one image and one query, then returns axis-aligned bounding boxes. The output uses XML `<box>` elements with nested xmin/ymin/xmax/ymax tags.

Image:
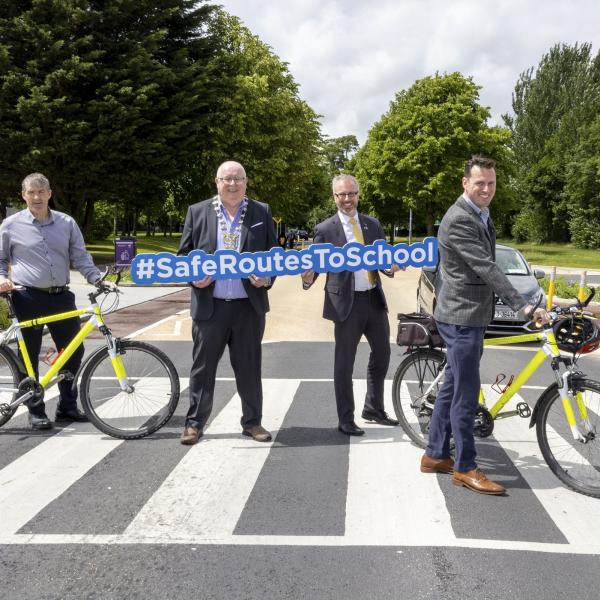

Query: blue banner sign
<box><xmin>130</xmin><ymin>238</ymin><xmax>438</xmax><ymax>284</ymax></box>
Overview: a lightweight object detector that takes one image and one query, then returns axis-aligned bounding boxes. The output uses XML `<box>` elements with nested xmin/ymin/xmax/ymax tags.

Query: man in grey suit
<box><xmin>420</xmin><ymin>156</ymin><xmax>549</xmax><ymax>494</ymax></box>
<box><xmin>178</xmin><ymin>161</ymin><xmax>277</xmax><ymax>445</ymax></box>
<box><xmin>302</xmin><ymin>174</ymin><xmax>399</xmax><ymax>436</ymax></box>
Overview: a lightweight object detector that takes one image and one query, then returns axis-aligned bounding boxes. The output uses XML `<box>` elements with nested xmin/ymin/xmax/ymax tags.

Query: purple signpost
<box><xmin>114</xmin><ymin>237</ymin><xmax>137</xmax><ymax>268</ymax></box>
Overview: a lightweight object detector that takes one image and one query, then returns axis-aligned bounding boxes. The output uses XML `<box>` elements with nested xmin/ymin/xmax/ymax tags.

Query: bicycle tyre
<box><xmin>0</xmin><ymin>346</ymin><xmax>24</xmax><ymax>427</ymax></box>
<box><xmin>392</xmin><ymin>348</ymin><xmax>445</xmax><ymax>449</ymax></box>
<box><xmin>80</xmin><ymin>340</ymin><xmax>180</xmax><ymax>440</ymax></box>
<box><xmin>536</xmin><ymin>377</ymin><xmax>600</xmax><ymax>497</ymax></box>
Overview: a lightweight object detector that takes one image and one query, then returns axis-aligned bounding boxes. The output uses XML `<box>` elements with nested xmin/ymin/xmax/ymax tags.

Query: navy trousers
<box><xmin>12</xmin><ymin>288</ymin><xmax>84</xmax><ymax>417</ymax></box>
<box><xmin>426</xmin><ymin>321</ymin><xmax>486</xmax><ymax>473</ymax></box>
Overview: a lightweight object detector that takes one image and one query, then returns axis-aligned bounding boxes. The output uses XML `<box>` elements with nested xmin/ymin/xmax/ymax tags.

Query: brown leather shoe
<box><xmin>452</xmin><ymin>468</ymin><xmax>505</xmax><ymax>495</ymax></box>
<box><xmin>180</xmin><ymin>426</ymin><xmax>202</xmax><ymax>445</ymax></box>
<box><xmin>420</xmin><ymin>454</ymin><xmax>454</xmax><ymax>474</ymax></box>
<box><xmin>242</xmin><ymin>424</ymin><xmax>272</xmax><ymax>442</ymax></box>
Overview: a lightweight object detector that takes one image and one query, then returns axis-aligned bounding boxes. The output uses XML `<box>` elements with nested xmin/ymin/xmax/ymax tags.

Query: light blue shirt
<box><xmin>0</xmin><ymin>208</ymin><xmax>101</xmax><ymax>287</ymax></box>
<box><xmin>463</xmin><ymin>194</ymin><xmax>490</xmax><ymax>228</ymax></box>
<box><xmin>213</xmin><ymin>199</ymin><xmax>248</xmax><ymax>300</ymax></box>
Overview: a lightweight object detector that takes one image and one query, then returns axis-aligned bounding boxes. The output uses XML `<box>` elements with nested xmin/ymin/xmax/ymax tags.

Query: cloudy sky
<box><xmin>218</xmin><ymin>0</ymin><xmax>600</xmax><ymax>143</ymax></box>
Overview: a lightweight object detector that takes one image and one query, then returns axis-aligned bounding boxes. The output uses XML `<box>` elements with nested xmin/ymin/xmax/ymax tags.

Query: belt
<box><xmin>354</xmin><ymin>288</ymin><xmax>377</xmax><ymax>296</ymax></box>
<box><xmin>214</xmin><ymin>297</ymin><xmax>248</xmax><ymax>302</ymax></box>
<box><xmin>26</xmin><ymin>285</ymin><xmax>69</xmax><ymax>295</ymax></box>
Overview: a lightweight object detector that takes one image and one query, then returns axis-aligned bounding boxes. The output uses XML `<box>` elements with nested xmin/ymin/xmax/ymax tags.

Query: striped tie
<box><xmin>349</xmin><ymin>217</ymin><xmax>376</xmax><ymax>286</ymax></box>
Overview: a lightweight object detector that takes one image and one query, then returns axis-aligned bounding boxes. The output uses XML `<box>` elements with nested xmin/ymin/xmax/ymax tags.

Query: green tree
<box><xmin>504</xmin><ymin>43</ymin><xmax>600</xmax><ymax>242</ymax></box>
<box><xmin>0</xmin><ymin>0</ymin><xmax>219</xmax><ymax>235</ymax></box>
<box><xmin>176</xmin><ymin>10</ymin><xmax>328</xmax><ymax>225</ymax></box>
<box><xmin>354</xmin><ymin>72</ymin><xmax>512</xmax><ymax>236</ymax></box>
<box><xmin>564</xmin><ymin>114</ymin><xmax>600</xmax><ymax>248</ymax></box>
<box><xmin>321</xmin><ymin>135</ymin><xmax>359</xmax><ymax>175</ymax></box>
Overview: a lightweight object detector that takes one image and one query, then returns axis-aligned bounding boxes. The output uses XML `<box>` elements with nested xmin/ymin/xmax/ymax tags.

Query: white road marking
<box><xmin>486</xmin><ymin>385</ymin><xmax>600</xmax><ymax>547</ymax></box>
<box><xmin>121</xmin><ymin>379</ymin><xmax>299</xmax><ymax>542</ymax></box>
<box><xmin>0</xmin><ymin>425</ymin><xmax>123</xmax><ymax>536</ymax></box>
<box><xmin>2</xmin><ymin>378</ymin><xmax>600</xmax><ymax>555</ymax></box>
<box><xmin>345</xmin><ymin>380</ymin><xmax>455</xmax><ymax>546</ymax></box>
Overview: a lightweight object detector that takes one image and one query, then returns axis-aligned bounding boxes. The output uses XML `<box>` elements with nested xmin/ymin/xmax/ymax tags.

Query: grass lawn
<box><xmin>87</xmin><ymin>233</ymin><xmax>182</xmax><ymax>263</ymax></box>
<box><xmin>89</xmin><ymin>233</ymin><xmax>598</xmax><ymax>271</ymax></box>
<box><xmin>496</xmin><ymin>239</ymin><xmax>600</xmax><ymax>269</ymax></box>
<box><xmin>393</xmin><ymin>236</ymin><xmax>598</xmax><ymax>270</ymax></box>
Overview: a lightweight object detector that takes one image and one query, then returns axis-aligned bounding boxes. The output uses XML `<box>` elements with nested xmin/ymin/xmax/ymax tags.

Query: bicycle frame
<box><xmin>481</xmin><ymin>331</ymin><xmax>556</xmax><ymax>418</ymax></box>
<box><xmin>416</xmin><ymin>328</ymin><xmax>591</xmax><ymax>441</ymax></box>
<box><xmin>482</xmin><ymin>331</ymin><xmax>591</xmax><ymax>441</ymax></box>
<box><xmin>0</xmin><ymin>296</ymin><xmax>130</xmax><ymax>404</ymax></box>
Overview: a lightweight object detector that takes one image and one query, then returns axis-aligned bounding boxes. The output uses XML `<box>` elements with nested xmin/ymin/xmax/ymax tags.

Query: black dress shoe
<box><xmin>55</xmin><ymin>407</ymin><xmax>89</xmax><ymax>422</ymax></box>
<box><xmin>338</xmin><ymin>421</ymin><xmax>365</xmax><ymax>436</ymax></box>
<box><xmin>361</xmin><ymin>409</ymin><xmax>399</xmax><ymax>426</ymax></box>
<box><xmin>29</xmin><ymin>413</ymin><xmax>54</xmax><ymax>430</ymax></box>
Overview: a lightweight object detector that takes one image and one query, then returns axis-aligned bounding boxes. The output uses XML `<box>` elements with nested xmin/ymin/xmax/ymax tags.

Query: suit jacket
<box><xmin>309</xmin><ymin>212</ymin><xmax>391</xmax><ymax>322</ymax></box>
<box><xmin>433</xmin><ymin>196</ymin><xmax>526</xmax><ymax>327</ymax></box>
<box><xmin>178</xmin><ymin>197</ymin><xmax>277</xmax><ymax>320</ymax></box>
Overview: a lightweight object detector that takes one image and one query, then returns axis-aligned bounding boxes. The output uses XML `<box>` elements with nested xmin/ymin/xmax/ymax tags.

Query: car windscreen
<box><xmin>496</xmin><ymin>247</ymin><xmax>529</xmax><ymax>275</ymax></box>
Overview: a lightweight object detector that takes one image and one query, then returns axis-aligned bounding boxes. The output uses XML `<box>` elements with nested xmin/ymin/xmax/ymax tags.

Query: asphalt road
<box><xmin>2</xmin><ymin>276</ymin><xmax>600</xmax><ymax>599</ymax></box>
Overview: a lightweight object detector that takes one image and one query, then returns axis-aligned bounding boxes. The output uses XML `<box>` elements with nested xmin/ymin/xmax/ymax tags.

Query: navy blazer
<box><xmin>178</xmin><ymin>197</ymin><xmax>278</xmax><ymax>320</ymax></box>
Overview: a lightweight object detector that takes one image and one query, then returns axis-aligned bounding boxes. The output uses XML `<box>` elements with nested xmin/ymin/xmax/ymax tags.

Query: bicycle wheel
<box><xmin>0</xmin><ymin>347</ymin><xmax>23</xmax><ymax>427</ymax></box>
<box><xmin>392</xmin><ymin>349</ymin><xmax>445</xmax><ymax>448</ymax></box>
<box><xmin>80</xmin><ymin>340</ymin><xmax>180</xmax><ymax>439</ymax></box>
<box><xmin>536</xmin><ymin>378</ymin><xmax>600</xmax><ymax>497</ymax></box>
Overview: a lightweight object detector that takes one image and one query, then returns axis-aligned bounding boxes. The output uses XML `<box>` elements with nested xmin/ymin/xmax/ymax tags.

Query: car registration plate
<box><xmin>494</xmin><ymin>309</ymin><xmax>518</xmax><ymax>320</ymax></box>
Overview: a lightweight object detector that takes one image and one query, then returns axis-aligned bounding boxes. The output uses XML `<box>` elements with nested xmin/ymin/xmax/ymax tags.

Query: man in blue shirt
<box><xmin>0</xmin><ymin>173</ymin><xmax>105</xmax><ymax>429</ymax></box>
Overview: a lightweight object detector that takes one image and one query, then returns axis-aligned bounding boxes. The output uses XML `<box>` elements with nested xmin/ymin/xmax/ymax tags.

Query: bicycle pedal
<box><xmin>57</xmin><ymin>370</ymin><xmax>75</xmax><ymax>381</ymax></box>
<box><xmin>516</xmin><ymin>402</ymin><xmax>531</xmax><ymax>418</ymax></box>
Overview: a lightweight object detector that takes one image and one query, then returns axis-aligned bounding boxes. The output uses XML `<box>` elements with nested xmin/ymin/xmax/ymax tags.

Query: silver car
<box><xmin>416</xmin><ymin>243</ymin><xmax>545</xmax><ymax>335</ymax></box>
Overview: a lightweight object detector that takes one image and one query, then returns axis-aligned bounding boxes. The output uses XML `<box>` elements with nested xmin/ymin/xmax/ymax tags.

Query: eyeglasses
<box><xmin>334</xmin><ymin>191</ymin><xmax>358</xmax><ymax>199</ymax></box>
<box><xmin>217</xmin><ymin>177</ymin><xmax>246</xmax><ymax>184</ymax></box>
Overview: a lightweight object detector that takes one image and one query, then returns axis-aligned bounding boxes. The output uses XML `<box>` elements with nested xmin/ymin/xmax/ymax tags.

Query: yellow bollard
<box><xmin>578</xmin><ymin>271</ymin><xmax>587</xmax><ymax>303</ymax></box>
<box><xmin>546</xmin><ymin>266</ymin><xmax>556</xmax><ymax>311</ymax></box>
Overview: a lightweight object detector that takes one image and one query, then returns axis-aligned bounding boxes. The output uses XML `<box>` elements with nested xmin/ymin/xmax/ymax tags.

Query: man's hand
<box><xmin>0</xmin><ymin>278</ymin><xmax>14</xmax><ymax>293</ymax></box>
<box><xmin>301</xmin><ymin>270</ymin><xmax>315</xmax><ymax>287</ymax></box>
<box><xmin>382</xmin><ymin>264</ymin><xmax>404</xmax><ymax>276</ymax></box>
<box><xmin>523</xmin><ymin>304</ymin><xmax>551</xmax><ymax>325</ymax></box>
<box><xmin>102</xmin><ymin>280</ymin><xmax>118</xmax><ymax>292</ymax></box>
<box><xmin>249</xmin><ymin>275</ymin><xmax>270</xmax><ymax>288</ymax></box>
<box><xmin>191</xmin><ymin>276</ymin><xmax>213</xmax><ymax>289</ymax></box>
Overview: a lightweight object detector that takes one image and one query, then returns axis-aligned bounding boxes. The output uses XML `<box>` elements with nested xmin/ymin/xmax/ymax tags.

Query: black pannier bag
<box><xmin>396</xmin><ymin>313</ymin><xmax>444</xmax><ymax>348</ymax></box>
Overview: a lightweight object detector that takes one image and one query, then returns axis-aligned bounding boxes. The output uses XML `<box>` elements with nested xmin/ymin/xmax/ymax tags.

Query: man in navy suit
<box><xmin>178</xmin><ymin>161</ymin><xmax>277</xmax><ymax>445</ymax></box>
<box><xmin>302</xmin><ymin>174</ymin><xmax>399</xmax><ymax>435</ymax></box>
<box><xmin>421</xmin><ymin>156</ymin><xmax>549</xmax><ymax>494</ymax></box>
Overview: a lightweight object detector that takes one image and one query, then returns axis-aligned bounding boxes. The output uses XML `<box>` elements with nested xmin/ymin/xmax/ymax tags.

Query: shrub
<box><xmin>511</xmin><ymin>207</ymin><xmax>546</xmax><ymax>243</ymax></box>
<box><xmin>569</xmin><ymin>207</ymin><xmax>600</xmax><ymax>249</ymax></box>
<box><xmin>539</xmin><ymin>275</ymin><xmax>593</xmax><ymax>300</ymax></box>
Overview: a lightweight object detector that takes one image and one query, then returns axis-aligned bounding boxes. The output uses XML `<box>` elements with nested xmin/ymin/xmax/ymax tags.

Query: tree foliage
<box><xmin>172</xmin><ymin>11</ymin><xmax>328</xmax><ymax>225</ymax></box>
<box><xmin>0</xmin><ymin>0</ymin><xmax>219</xmax><ymax>233</ymax></box>
<box><xmin>504</xmin><ymin>43</ymin><xmax>600</xmax><ymax>244</ymax></box>
<box><xmin>321</xmin><ymin>135</ymin><xmax>359</xmax><ymax>175</ymax></box>
<box><xmin>353</xmin><ymin>72</ymin><xmax>512</xmax><ymax>235</ymax></box>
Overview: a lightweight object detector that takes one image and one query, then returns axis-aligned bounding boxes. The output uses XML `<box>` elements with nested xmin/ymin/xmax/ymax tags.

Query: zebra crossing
<box><xmin>1</xmin><ymin>377</ymin><xmax>600</xmax><ymax>555</ymax></box>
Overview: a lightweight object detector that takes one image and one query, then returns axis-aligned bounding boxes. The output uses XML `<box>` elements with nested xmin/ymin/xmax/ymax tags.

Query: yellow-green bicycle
<box><xmin>0</xmin><ymin>270</ymin><xmax>180</xmax><ymax>439</ymax></box>
<box><xmin>392</xmin><ymin>290</ymin><xmax>600</xmax><ymax>497</ymax></box>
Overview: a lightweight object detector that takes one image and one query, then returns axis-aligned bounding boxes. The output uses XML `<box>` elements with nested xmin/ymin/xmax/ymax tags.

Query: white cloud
<box><xmin>217</xmin><ymin>0</ymin><xmax>600</xmax><ymax>142</ymax></box>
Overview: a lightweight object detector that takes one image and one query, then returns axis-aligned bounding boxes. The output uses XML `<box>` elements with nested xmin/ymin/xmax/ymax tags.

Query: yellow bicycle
<box><xmin>392</xmin><ymin>291</ymin><xmax>600</xmax><ymax>497</ymax></box>
<box><xmin>0</xmin><ymin>271</ymin><xmax>180</xmax><ymax>439</ymax></box>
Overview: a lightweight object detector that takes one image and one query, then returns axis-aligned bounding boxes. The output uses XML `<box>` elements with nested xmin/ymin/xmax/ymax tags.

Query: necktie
<box><xmin>349</xmin><ymin>217</ymin><xmax>376</xmax><ymax>286</ymax></box>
